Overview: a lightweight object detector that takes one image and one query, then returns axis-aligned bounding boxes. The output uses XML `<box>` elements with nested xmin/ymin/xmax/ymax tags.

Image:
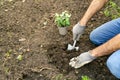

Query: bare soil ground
<box><xmin>0</xmin><ymin>0</ymin><xmax>119</xmax><ymax>80</ymax></box>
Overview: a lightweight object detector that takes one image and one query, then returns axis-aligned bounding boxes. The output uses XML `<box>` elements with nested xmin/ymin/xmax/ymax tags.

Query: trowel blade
<box><xmin>67</xmin><ymin>44</ymin><xmax>74</xmax><ymax>50</ymax></box>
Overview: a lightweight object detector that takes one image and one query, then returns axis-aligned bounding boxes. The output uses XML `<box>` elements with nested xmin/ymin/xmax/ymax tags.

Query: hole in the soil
<box><xmin>48</xmin><ymin>53</ymin><xmax>54</xmax><ymax>57</ymax></box>
<box><xmin>46</xmin><ymin>44</ymin><xmax>80</xmax><ymax>74</ymax></box>
<box><xmin>22</xmin><ymin>73</ymin><xmax>28</xmax><ymax>79</ymax></box>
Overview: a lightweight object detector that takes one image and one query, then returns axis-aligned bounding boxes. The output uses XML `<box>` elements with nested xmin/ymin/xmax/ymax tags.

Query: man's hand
<box><xmin>69</xmin><ymin>51</ymin><xmax>96</xmax><ymax>68</ymax></box>
<box><xmin>72</xmin><ymin>23</ymin><xmax>86</xmax><ymax>41</ymax></box>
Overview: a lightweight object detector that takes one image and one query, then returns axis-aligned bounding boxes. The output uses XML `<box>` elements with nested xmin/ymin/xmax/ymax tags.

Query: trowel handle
<box><xmin>73</xmin><ymin>40</ymin><xmax>77</xmax><ymax>47</ymax></box>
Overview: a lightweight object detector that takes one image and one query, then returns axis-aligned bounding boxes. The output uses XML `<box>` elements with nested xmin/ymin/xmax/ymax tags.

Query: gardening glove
<box><xmin>72</xmin><ymin>23</ymin><xmax>86</xmax><ymax>41</ymax></box>
<box><xmin>69</xmin><ymin>51</ymin><xmax>96</xmax><ymax>68</ymax></box>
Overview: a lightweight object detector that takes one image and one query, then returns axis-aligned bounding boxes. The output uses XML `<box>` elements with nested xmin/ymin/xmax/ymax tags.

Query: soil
<box><xmin>0</xmin><ymin>0</ymin><xmax>119</xmax><ymax>80</ymax></box>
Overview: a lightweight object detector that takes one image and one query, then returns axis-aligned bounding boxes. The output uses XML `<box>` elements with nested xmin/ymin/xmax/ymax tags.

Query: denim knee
<box><xmin>89</xmin><ymin>30</ymin><xmax>102</xmax><ymax>45</ymax></box>
<box><xmin>106</xmin><ymin>51</ymin><xmax>120</xmax><ymax>79</ymax></box>
<box><xmin>90</xmin><ymin>18</ymin><xmax>120</xmax><ymax>45</ymax></box>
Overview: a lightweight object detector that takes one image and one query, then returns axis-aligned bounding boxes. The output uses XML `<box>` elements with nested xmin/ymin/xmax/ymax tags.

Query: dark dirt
<box><xmin>0</xmin><ymin>0</ymin><xmax>119</xmax><ymax>80</ymax></box>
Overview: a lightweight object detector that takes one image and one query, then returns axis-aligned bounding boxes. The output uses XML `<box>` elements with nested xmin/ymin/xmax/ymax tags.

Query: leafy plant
<box><xmin>4</xmin><ymin>67</ymin><xmax>10</xmax><ymax>74</ymax></box>
<box><xmin>81</xmin><ymin>75</ymin><xmax>91</xmax><ymax>80</ymax></box>
<box><xmin>5</xmin><ymin>49</ymin><xmax>12</xmax><ymax>57</ymax></box>
<box><xmin>17</xmin><ymin>54</ymin><xmax>23</xmax><ymax>60</ymax></box>
<box><xmin>55</xmin><ymin>11</ymin><xmax>71</xmax><ymax>27</ymax></box>
<box><xmin>103</xmin><ymin>0</ymin><xmax>120</xmax><ymax>19</ymax></box>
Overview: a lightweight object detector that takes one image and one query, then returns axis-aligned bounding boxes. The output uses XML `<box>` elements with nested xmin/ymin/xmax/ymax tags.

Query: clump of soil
<box><xmin>20</xmin><ymin>69</ymin><xmax>49</xmax><ymax>80</ymax></box>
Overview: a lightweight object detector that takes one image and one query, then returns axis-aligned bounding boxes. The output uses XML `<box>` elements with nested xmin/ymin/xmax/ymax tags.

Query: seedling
<box><xmin>5</xmin><ymin>49</ymin><xmax>12</xmax><ymax>57</ymax></box>
<box><xmin>81</xmin><ymin>75</ymin><xmax>91</xmax><ymax>80</ymax></box>
<box><xmin>55</xmin><ymin>11</ymin><xmax>71</xmax><ymax>27</ymax></box>
<box><xmin>103</xmin><ymin>0</ymin><xmax>120</xmax><ymax>19</ymax></box>
<box><xmin>17</xmin><ymin>54</ymin><xmax>23</xmax><ymax>60</ymax></box>
<box><xmin>55</xmin><ymin>11</ymin><xmax>71</xmax><ymax>35</ymax></box>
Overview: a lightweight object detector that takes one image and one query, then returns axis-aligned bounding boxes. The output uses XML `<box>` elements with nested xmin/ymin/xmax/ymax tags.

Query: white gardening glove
<box><xmin>69</xmin><ymin>51</ymin><xmax>96</xmax><ymax>68</ymax></box>
<box><xmin>72</xmin><ymin>23</ymin><xmax>86</xmax><ymax>41</ymax></box>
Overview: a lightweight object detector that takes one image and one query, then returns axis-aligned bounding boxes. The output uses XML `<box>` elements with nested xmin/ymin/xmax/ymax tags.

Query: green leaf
<box><xmin>65</xmin><ymin>18</ymin><xmax>70</xmax><ymax>26</ymax></box>
<box><xmin>81</xmin><ymin>76</ymin><xmax>91</xmax><ymax>80</ymax></box>
<box><xmin>17</xmin><ymin>55</ymin><xmax>23</xmax><ymax>60</ymax></box>
<box><xmin>109</xmin><ymin>1</ymin><xmax>117</xmax><ymax>8</ymax></box>
<box><xmin>54</xmin><ymin>11</ymin><xmax>71</xmax><ymax>27</ymax></box>
<box><xmin>104</xmin><ymin>9</ymin><xmax>110</xmax><ymax>17</ymax></box>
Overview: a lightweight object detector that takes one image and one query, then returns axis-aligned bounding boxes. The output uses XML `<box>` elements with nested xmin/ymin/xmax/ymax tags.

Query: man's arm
<box><xmin>91</xmin><ymin>34</ymin><xmax>120</xmax><ymax>57</ymax></box>
<box><xmin>72</xmin><ymin>0</ymin><xmax>108</xmax><ymax>41</ymax></box>
<box><xmin>80</xmin><ymin>0</ymin><xmax>108</xmax><ymax>26</ymax></box>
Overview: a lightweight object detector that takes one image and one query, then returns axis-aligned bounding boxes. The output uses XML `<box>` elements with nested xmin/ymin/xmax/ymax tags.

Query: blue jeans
<box><xmin>89</xmin><ymin>18</ymin><xmax>120</xmax><ymax>79</ymax></box>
